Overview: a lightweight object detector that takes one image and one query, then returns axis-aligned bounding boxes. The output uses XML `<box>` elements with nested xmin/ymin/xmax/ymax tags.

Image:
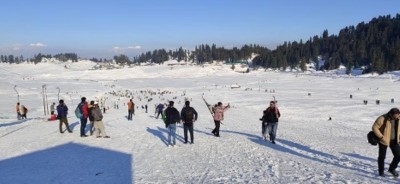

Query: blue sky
<box><xmin>0</xmin><ymin>0</ymin><xmax>399</xmax><ymax>58</ymax></box>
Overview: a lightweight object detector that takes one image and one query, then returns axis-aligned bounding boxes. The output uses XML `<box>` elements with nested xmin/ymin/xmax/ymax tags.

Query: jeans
<box><xmin>80</xmin><ymin>117</ymin><xmax>88</xmax><ymax>136</ymax></box>
<box><xmin>184</xmin><ymin>122</ymin><xmax>194</xmax><ymax>143</ymax></box>
<box><xmin>168</xmin><ymin>123</ymin><xmax>177</xmax><ymax>145</ymax></box>
<box><xmin>378</xmin><ymin>140</ymin><xmax>400</xmax><ymax>173</ymax></box>
<box><xmin>267</xmin><ymin>122</ymin><xmax>278</xmax><ymax>141</ymax></box>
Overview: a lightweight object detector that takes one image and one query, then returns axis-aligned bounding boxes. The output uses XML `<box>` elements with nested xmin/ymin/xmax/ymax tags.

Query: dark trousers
<box><xmin>378</xmin><ymin>140</ymin><xmax>400</xmax><ymax>173</ymax></box>
<box><xmin>212</xmin><ymin>120</ymin><xmax>221</xmax><ymax>136</ymax></box>
<box><xmin>156</xmin><ymin>111</ymin><xmax>162</xmax><ymax>119</ymax></box>
<box><xmin>128</xmin><ymin>110</ymin><xmax>133</xmax><ymax>120</ymax></box>
<box><xmin>80</xmin><ymin>117</ymin><xmax>88</xmax><ymax>136</ymax></box>
<box><xmin>261</xmin><ymin>122</ymin><xmax>267</xmax><ymax>135</ymax></box>
<box><xmin>59</xmin><ymin>118</ymin><xmax>71</xmax><ymax>133</ymax></box>
<box><xmin>184</xmin><ymin>122</ymin><xmax>194</xmax><ymax>143</ymax></box>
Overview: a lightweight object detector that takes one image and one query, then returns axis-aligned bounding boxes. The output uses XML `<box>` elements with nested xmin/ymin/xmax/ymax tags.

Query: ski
<box><xmin>202</xmin><ymin>96</ymin><xmax>214</xmax><ymax>118</ymax></box>
<box><xmin>202</xmin><ymin>96</ymin><xmax>223</xmax><ymax>125</ymax></box>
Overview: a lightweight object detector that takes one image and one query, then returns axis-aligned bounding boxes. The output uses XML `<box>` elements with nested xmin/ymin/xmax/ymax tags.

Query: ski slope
<box><xmin>1</xmin><ymin>61</ymin><xmax>400</xmax><ymax>183</ymax></box>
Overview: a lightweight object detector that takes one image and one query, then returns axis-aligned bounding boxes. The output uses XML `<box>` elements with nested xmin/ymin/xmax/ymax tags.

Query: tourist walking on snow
<box><xmin>50</xmin><ymin>102</ymin><xmax>56</xmax><ymax>115</ymax></box>
<box><xmin>16</xmin><ymin>102</ymin><xmax>21</xmax><ymax>120</ymax></box>
<box><xmin>372</xmin><ymin>108</ymin><xmax>400</xmax><ymax>177</ymax></box>
<box><xmin>155</xmin><ymin>103</ymin><xmax>164</xmax><ymax>119</ymax></box>
<box><xmin>127</xmin><ymin>99</ymin><xmax>134</xmax><ymax>120</ymax></box>
<box><xmin>56</xmin><ymin>99</ymin><xmax>72</xmax><ymax>133</ymax></box>
<box><xmin>88</xmin><ymin>100</ymin><xmax>95</xmax><ymax>136</ymax></box>
<box><xmin>265</xmin><ymin>101</ymin><xmax>280</xmax><ymax>144</ymax></box>
<box><xmin>181</xmin><ymin>101</ymin><xmax>198</xmax><ymax>144</ymax></box>
<box><xmin>78</xmin><ymin>97</ymin><xmax>89</xmax><ymax>137</ymax></box>
<box><xmin>211</xmin><ymin>102</ymin><xmax>230</xmax><ymax>137</ymax></box>
<box><xmin>164</xmin><ymin>101</ymin><xmax>180</xmax><ymax>147</ymax></box>
<box><xmin>91</xmin><ymin>101</ymin><xmax>110</xmax><ymax>138</ymax></box>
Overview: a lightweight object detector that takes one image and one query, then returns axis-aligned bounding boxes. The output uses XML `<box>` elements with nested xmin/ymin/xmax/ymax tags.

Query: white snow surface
<box><xmin>1</xmin><ymin>61</ymin><xmax>400</xmax><ymax>183</ymax></box>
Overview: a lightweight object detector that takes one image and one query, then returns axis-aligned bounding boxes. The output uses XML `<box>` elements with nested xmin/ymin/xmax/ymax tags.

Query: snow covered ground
<box><xmin>1</xmin><ymin>61</ymin><xmax>400</xmax><ymax>183</ymax></box>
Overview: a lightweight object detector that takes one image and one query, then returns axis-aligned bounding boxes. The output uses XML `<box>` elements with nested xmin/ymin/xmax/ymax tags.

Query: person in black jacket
<box><xmin>164</xmin><ymin>101</ymin><xmax>180</xmax><ymax>147</ymax></box>
<box><xmin>56</xmin><ymin>99</ymin><xmax>72</xmax><ymax>133</ymax></box>
<box><xmin>265</xmin><ymin>101</ymin><xmax>281</xmax><ymax>144</ymax></box>
<box><xmin>88</xmin><ymin>101</ymin><xmax>95</xmax><ymax>136</ymax></box>
<box><xmin>181</xmin><ymin>101</ymin><xmax>198</xmax><ymax>144</ymax></box>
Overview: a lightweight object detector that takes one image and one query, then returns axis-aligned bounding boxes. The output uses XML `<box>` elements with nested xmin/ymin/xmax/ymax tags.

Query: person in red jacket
<box><xmin>79</xmin><ymin>97</ymin><xmax>89</xmax><ymax>137</ymax></box>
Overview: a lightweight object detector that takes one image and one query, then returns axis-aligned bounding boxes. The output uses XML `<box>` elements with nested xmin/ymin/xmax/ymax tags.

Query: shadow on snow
<box><xmin>0</xmin><ymin>142</ymin><xmax>133</xmax><ymax>184</ymax></box>
<box><xmin>146</xmin><ymin>126</ymin><xmax>185</xmax><ymax>145</ymax></box>
<box><xmin>214</xmin><ymin>129</ymin><xmax>392</xmax><ymax>183</ymax></box>
<box><xmin>0</xmin><ymin>119</ymin><xmax>30</xmax><ymax>128</ymax></box>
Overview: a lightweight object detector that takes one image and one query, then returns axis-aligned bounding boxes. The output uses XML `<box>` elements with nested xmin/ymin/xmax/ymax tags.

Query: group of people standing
<box><xmin>161</xmin><ymin>100</ymin><xmax>237</xmax><ymax>147</ymax></box>
<box><xmin>55</xmin><ymin>97</ymin><xmax>110</xmax><ymax>138</ymax></box>
<box><xmin>163</xmin><ymin>100</ymin><xmax>198</xmax><ymax>147</ymax></box>
<box><xmin>131</xmin><ymin>98</ymin><xmax>281</xmax><ymax>147</ymax></box>
<box><xmin>15</xmin><ymin>97</ymin><xmax>281</xmax><ymax>149</ymax></box>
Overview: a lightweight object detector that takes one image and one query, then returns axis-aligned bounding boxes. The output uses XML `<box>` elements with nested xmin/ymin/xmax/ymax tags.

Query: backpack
<box><xmin>368</xmin><ymin>115</ymin><xmax>388</xmax><ymax>146</ymax></box>
<box><xmin>184</xmin><ymin>107</ymin><xmax>194</xmax><ymax>121</ymax></box>
<box><xmin>169</xmin><ymin>108</ymin><xmax>180</xmax><ymax>123</ymax></box>
<box><xmin>367</xmin><ymin>131</ymin><xmax>379</xmax><ymax>146</ymax></box>
<box><xmin>75</xmin><ymin>103</ymin><xmax>83</xmax><ymax>119</ymax></box>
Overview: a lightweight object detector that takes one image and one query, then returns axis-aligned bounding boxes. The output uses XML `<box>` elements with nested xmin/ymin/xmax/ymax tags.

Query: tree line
<box><xmin>253</xmin><ymin>14</ymin><xmax>400</xmax><ymax>73</ymax></box>
<box><xmin>0</xmin><ymin>53</ymin><xmax>78</xmax><ymax>64</ymax></box>
<box><xmin>131</xmin><ymin>14</ymin><xmax>400</xmax><ymax>73</ymax></box>
<box><xmin>1</xmin><ymin>14</ymin><xmax>399</xmax><ymax>74</ymax></box>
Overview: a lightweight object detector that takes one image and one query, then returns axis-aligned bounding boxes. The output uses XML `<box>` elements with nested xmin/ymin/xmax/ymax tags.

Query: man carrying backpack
<box><xmin>372</xmin><ymin>108</ymin><xmax>400</xmax><ymax>177</ymax></box>
<box><xmin>76</xmin><ymin>97</ymin><xmax>89</xmax><ymax>137</ymax></box>
<box><xmin>181</xmin><ymin>101</ymin><xmax>198</xmax><ymax>144</ymax></box>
